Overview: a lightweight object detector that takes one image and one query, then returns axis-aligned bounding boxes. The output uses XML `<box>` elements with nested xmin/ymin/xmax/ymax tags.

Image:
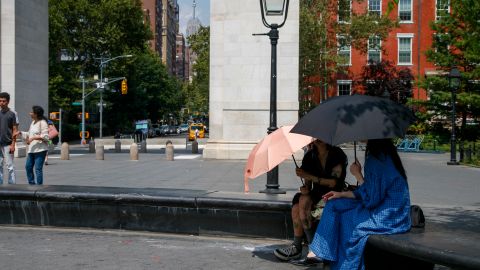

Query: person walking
<box><xmin>274</xmin><ymin>139</ymin><xmax>347</xmax><ymax>262</ymax></box>
<box><xmin>308</xmin><ymin>139</ymin><xmax>411</xmax><ymax>269</ymax></box>
<box><xmin>0</xmin><ymin>92</ymin><xmax>19</xmax><ymax>184</ymax></box>
<box><xmin>22</xmin><ymin>106</ymin><xmax>49</xmax><ymax>185</ymax></box>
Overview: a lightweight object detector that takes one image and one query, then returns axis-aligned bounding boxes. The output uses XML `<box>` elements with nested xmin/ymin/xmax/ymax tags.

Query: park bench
<box><xmin>397</xmin><ymin>135</ymin><xmax>424</xmax><ymax>152</ymax></box>
<box><xmin>0</xmin><ymin>185</ymin><xmax>478</xmax><ymax>269</ymax></box>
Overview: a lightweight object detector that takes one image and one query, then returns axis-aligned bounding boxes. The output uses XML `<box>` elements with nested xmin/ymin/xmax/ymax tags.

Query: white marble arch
<box><xmin>204</xmin><ymin>0</ymin><xmax>299</xmax><ymax>159</ymax></box>
<box><xmin>0</xmin><ymin>0</ymin><xmax>48</xmax><ymax>130</ymax></box>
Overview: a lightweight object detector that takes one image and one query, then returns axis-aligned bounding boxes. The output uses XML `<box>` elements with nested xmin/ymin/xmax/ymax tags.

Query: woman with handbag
<box><xmin>21</xmin><ymin>106</ymin><xmax>49</xmax><ymax>185</ymax></box>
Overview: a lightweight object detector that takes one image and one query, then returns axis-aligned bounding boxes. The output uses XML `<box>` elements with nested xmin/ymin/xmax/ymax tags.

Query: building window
<box><xmin>337</xmin><ymin>80</ymin><xmax>352</xmax><ymax>96</ymax></box>
<box><xmin>368</xmin><ymin>36</ymin><xmax>381</xmax><ymax>63</ymax></box>
<box><xmin>368</xmin><ymin>0</ymin><xmax>381</xmax><ymax>16</ymax></box>
<box><xmin>337</xmin><ymin>36</ymin><xmax>351</xmax><ymax>66</ymax></box>
<box><xmin>397</xmin><ymin>34</ymin><xmax>413</xmax><ymax>65</ymax></box>
<box><xmin>338</xmin><ymin>0</ymin><xmax>351</xmax><ymax>23</ymax></box>
<box><xmin>398</xmin><ymin>0</ymin><xmax>412</xmax><ymax>22</ymax></box>
<box><xmin>436</xmin><ymin>0</ymin><xmax>450</xmax><ymax>21</ymax></box>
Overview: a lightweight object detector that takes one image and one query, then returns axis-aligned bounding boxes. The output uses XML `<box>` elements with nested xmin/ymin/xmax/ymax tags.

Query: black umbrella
<box><xmin>290</xmin><ymin>94</ymin><xmax>416</xmax><ymax>146</ymax></box>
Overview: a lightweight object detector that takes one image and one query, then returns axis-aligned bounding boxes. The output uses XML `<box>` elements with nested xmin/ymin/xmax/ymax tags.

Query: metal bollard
<box><xmin>465</xmin><ymin>145</ymin><xmax>472</xmax><ymax>162</ymax></box>
<box><xmin>140</xmin><ymin>140</ymin><xmax>147</xmax><ymax>153</ymax></box>
<box><xmin>192</xmin><ymin>140</ymin><xmax>198</xmax><ymax>154</ymax></box>
<box><xmin>115</xmin><ymin>140</ymin><xmax>121</xmax><ymax>153</ymax></box>
<box><xmin>89</xmin><ymin>140</ymin><xmax>95</xmax><ymax>153</ymax></box>
<box><xmin>166</xmin><ymin>140</ymin><xmax>174</xmax><ymax>161</ymax></box>
<box><xmin>459</xmin><ymin>141</ymin><xmax>464</xmax><ymax>162</ymax></box>
<box><xmin>96</xmin><ymin>145</ymin><xmax>104</xmax><ymax>160</ymax></box>
<box><xmin>60</xmin><ymin>142</ymin><xmax>70</xmax><ymax>160</ymax></box>
<box><xmin>130</xmin><ymin>143</ymin><xmax>139</xmax><ymax>160</ymax></box>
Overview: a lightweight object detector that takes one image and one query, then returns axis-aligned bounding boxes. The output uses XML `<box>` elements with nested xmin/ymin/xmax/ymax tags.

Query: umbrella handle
<box><xmin>292</xmin><ymin>155</ymin><xmax>299</xmax><ymax>168</ymax></box>
<box><xmin>292</xmin><ymin>155</ymin><xmax>305</xmax><ymax>186</ymax></box>
<box><xmin>354</xmin><ymin>141</ymin><xmax>357</xmax><ymax>161</ymax></box>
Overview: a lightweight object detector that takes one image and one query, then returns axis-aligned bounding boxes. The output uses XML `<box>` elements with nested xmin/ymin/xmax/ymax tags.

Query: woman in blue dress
<box><xmin>309</xmin><ymin>139</ymin><xmax>411</xmax><ymax>270</ymax></box>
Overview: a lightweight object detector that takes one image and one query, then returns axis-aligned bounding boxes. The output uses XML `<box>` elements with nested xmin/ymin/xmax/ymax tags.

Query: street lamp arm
<box><xmin>99</xmin><ymin>54</ymin><xmax>133</xmax><ymax>67</ymax></box>
<box><xmin>84</xmin><ymin>88</ymin><xmax>101</xmax><ymax>99</ymax></box>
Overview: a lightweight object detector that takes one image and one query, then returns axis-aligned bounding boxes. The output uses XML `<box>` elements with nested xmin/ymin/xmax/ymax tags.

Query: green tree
<box><xmin>186</xmin><ymin>26</ymin><xmax>210</xmax><ymax>115</ymax></box>
<box><xmin>417</xmin><ymin>0</ymin><xmax>480</xmax><ymax>140</ymax></box>
<box><xmin>49</xmin><ymin>0</ymin><xmax>184</xmax><ymax>138</ymax></box>
<box><xmin>357</xmin><ymin>60</ymin><xmax>414</xmax><ymax>104</ymax></box>
<box><xmin>299</xmin><ymin>0</ymin><xmax>397</xmax><ymax>116</ymax></box>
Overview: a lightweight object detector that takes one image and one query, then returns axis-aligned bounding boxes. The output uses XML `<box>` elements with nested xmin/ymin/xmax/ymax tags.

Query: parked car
<box><xmin>168</xmin><ymin>125</ymin><xmax>177</xmax><ymax>134</ymax></box>
<box><xmin>160</xmin><ymin>125</ymin><xmax>170</xmax><ymax>135</ymax></box>
<box><xmin>177</xmin><ymin>124</ymin><xmax>189</xmax><ymax>134</ymax></box>
<box><xmin>151</xmin><ymin>124</ymin><xmax>164</xmax><ymax>137</ymax></box>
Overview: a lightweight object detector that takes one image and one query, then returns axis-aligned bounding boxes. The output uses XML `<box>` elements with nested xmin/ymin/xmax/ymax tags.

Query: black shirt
<box><xmin>300</xmin><ymin>146</ymin><xmax>348</xmax><ymax>199</ymax></box>
<box><xmin>0</xmin><ymin>108</ymin><xmax>17</xmax><ymax>146</ymax></box>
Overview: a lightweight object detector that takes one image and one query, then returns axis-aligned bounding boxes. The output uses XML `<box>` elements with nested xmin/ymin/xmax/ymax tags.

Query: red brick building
<box><xmin>311</xmin><ymin>0</ymin><xmax>446</xmax><ymax>103</ymax></box>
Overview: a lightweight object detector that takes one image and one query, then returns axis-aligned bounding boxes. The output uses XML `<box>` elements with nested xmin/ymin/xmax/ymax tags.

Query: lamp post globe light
<box><xmin>447</xmin><ymin>66</ymin><xmax>461</xmax><ymax>165</ymax></box>
<box><xmin>98</xmin><ymin>54</ymin><xmax>133</xmax><ymax>138</ymax></box>
<box><xmin>255</xmin><ymin>0</ymin><xmax>290</xmax><ymax>194</ymax></box>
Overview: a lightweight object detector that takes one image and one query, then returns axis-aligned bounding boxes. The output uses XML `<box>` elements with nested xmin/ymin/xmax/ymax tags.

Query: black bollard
<box><xmin>466</xmin><ymin>145</ymin><xmax>472</xmax><ymax>162</ymax></box>
<box><xmin>89</xmin><ymin>139</ymin><xmax>95</xmax><ymax>153</ymax></box>
<box><xmin>115</xmin><ymin>140</ymin><xmax>121</xmax><ymax>153</ymax></box>
<box><xmin>459</xmin><ymin>141</ymin><xmax>464</xmax><ymax>162</ymax></box>
<box><xmin>140</xmin><ymin>140</ymin><xmax>147</xmax><ymax>153</ymax></box>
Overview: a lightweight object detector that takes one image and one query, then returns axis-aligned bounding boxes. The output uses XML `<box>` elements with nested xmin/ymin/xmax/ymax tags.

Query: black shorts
<box><xmin>291</xmin><ymin>191</ymin><xmax>322</xmax><ymax>206</ymax></box>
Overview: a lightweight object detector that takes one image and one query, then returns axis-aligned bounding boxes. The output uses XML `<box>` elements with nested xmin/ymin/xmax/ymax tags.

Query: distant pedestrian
<box><xmin>22</xmin><ymin>106</ymin><xmax>49</xmax><ymax>185</ymax></box>
<box><xmin>0</xmin><ymin>92</ymin><xmax>19</xmax><ymax>184</ymax></box>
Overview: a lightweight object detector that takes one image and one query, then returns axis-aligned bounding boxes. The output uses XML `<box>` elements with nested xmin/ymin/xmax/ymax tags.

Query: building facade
<box><xmin>141</xmin><ymin>0</ymin><xmax>163</xmax><ymax>54</ymax></box>
<box><xmin>161</xmin><ymin>0</ymin><xmax>179</xmax><ymax>75</ymax></box>
<box><xmin>310</xmin><ymin>0</ymin><xmax>442</xmax><ymax>103</ymax></box>
<box><xmin>175</xmin><ymin>33</ymin><xmax>187</xmax><ymax>81</ymax></box>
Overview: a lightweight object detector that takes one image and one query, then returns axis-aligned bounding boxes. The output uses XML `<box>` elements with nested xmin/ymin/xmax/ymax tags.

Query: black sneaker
<box><xmin>274</xmin><ymin>244</ymin><xmax>302</xmax><ymax>261</ymax></box>
<box><xmin>290</xmin><ymin>256</ymin><xmax>323</xmax><ymax>267</ymax></box>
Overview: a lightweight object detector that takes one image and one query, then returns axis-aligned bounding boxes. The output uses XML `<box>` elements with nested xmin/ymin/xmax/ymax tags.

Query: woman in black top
<box><xmin>274</xmin><ymin>139</ymin><xmax>347</xmax><ymax>261</ymax></box>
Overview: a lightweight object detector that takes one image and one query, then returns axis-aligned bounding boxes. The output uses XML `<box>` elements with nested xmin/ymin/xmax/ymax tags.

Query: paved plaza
<box><xmin>1</xmin><ymin>143</ymin><xmax>479</xmax><ymax>269</ymax></box>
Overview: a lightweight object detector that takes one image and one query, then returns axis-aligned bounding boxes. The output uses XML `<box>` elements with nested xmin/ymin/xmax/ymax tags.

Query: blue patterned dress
<box><xmin>309</xmin><ymin>154</ymin><xmax>411</xmax><ymax>270</ymax></box>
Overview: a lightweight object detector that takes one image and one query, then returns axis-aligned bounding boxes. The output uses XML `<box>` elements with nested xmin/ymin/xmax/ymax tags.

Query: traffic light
<box><xmin>49</xmin><ymin>112</ymin><xmax>60</xmax><ymax>121</ymax></box>
<box><xmin>121</xmin><ymin>79</ymin><xmax>128</xmax><ymax>95</ymax></box>
<box><xmin>76</xmin><ymin>112</ymin><xmax>90</xmax><ymax>120</ymax></box>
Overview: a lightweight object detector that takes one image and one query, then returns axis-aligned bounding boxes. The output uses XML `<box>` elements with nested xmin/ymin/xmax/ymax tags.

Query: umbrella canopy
<box><xmin>244</xmin><ymin>125</ymin><xmax>313</xmax><ymax>192</ymax></box>
<box><xmin>290</xmin><ymin>94</ymin><xmax>416</xmax><ymax>145</ymax></box>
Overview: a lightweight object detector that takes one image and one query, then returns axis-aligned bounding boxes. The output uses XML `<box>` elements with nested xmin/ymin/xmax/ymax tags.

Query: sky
<box><xmin>177</xmin><ymin>0</ymin><xmax>210</xmax><ymax>35</ymax></box>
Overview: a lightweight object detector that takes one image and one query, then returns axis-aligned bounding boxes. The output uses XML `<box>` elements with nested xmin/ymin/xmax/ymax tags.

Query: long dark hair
<box><xmin>366</xmin><ymin>139</ymin><xmax>407</xmax><ymax>181</ymax></box>
<box><xmin>32</xmin><ymin>106</ymin><xmax>48</xmax><ymax>122</ymax></box>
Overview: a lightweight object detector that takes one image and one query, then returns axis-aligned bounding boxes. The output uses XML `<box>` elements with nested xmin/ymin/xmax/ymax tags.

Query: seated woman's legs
<box><xmin>299</xmin><ymin>193</ymin><xmax>314</xmax><ymax>243</ymax></box>
<box><xmin>273</xmin><ymin>193</ymin><xmax>305</xmax><ymax>261</ymax></box>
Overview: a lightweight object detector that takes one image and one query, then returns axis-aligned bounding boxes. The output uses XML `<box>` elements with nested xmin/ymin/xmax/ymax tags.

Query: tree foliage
<box><xmin>357</xmin><ymin>60</ymin><xmax>413</xmax><ymax>104</ymax></box>
<box><xmin>49</xmin><ymin>0</ymin><xmax>184</xmax><ymax>139</ymax></box>
<box><xmin>185</xmin><ymin>26</ymin><xmax>210</xmax><ymax>116</ymax></box>
<box><xmin>299</xmin><ymin>0</ymin><xmax>397</xmax><ymax>116</ymax></box>
<box><xmin>417</xmin><ymin>0</ymin><xmax>480</xmax><ymax>140</ymax></box>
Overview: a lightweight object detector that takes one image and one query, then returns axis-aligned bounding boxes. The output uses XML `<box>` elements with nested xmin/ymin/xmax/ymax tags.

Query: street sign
<box><xmin>72</xmin><ymin>101</ymin><xmax>82</xmax><ymax>106</ymax></box>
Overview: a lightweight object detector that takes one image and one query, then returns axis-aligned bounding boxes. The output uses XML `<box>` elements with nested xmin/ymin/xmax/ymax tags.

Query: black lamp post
<box><xmin>254</xmin><ymin>0</ymin><xmax>290</xmax><ymax>194</ymax></box>
<box><xmin>447</xmin><ymin>66</ymin><xmax>461</xmax><ymax>165</ymax></box>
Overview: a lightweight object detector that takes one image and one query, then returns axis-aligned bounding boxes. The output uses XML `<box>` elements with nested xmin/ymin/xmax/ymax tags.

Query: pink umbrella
<box><xmin>244</xmin><ymin>125</ymin><xmax>314</xmax><ymax>192</ymax></box>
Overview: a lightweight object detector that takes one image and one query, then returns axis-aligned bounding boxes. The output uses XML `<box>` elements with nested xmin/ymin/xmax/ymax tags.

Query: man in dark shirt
<box><xmin>0</xmin><ymin>92</ymin><xmax>18</xmax><ymax>184</ymax></box>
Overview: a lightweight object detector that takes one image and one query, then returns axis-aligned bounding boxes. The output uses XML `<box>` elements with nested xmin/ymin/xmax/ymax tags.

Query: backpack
<box><xmin>410</xmin><ymin>205</ymin><xmax>425</xmax><ymax>228</ymax></box>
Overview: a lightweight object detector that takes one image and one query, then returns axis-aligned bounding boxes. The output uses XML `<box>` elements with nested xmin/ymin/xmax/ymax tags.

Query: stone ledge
<box><xmin>0</xmin><ymin>185</ymin><xmax>293</xmax><ymax>239</ymax></box>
